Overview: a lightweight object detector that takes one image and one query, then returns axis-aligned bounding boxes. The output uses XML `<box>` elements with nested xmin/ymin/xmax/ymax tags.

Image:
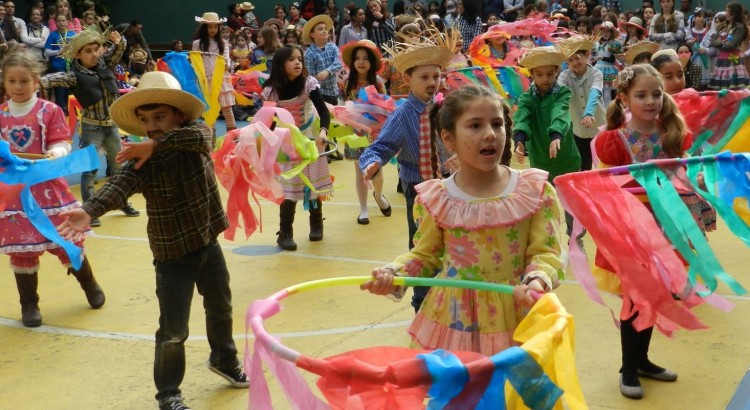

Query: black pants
<box><xmin>574</xmin><ymin>135</ymin><xmax>593</xmax><ymax>171</ymax></box>
<box><xmin>322</xmin><ymin>94</ymin><xmax>338</xmax><ymax>106</ymax></box>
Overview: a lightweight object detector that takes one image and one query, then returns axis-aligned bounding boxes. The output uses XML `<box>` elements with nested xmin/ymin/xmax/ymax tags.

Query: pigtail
<box><xmin>658</xmin><ymin>93</ymin><xmax>688</xmax><ymax>157</ymax></box>
<box><xmin>606</xmin><ymin>98</ymin><xmax>626</xmax><ymax>130</ymax></box>
<box><xmin>428</xmin><ymin>102</ymin><xmax>442</xmax><ymax>179</ymax></box>
<box><xmin>501</xmin><ymin>101</ymin><xmax>513</xmax><ymax>167</ymax></box>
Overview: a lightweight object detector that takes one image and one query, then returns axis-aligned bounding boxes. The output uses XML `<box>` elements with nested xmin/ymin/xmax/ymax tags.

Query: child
<box><xmin>557</xmin><ymin>36</ymin><xmax>607</xmax><ymax>171</ymax></box>
<box><xmin>593</xmin><ymin>64</ymin><xmax>714</xmax><ymax>399</ymax></box>
<box><xmin>192</xmin><ymin>12</ymin><xmax>238</xmax><ymax>134</ymax></box>
<box><xmin>231</xmin><ymin>32</ymin><xmax>253</xmax><ymax>69</ymax></box>
<box><xmin>361</xmin><ymin>85</ymin><xmax>563</xmax><ymax>355</ymax></box>
<box><xmin>251</xmin><ymin>26</ymin><xmax>280</xmax><ymax>68</ymax></box>
<box><xmin>623</xmin><ymin>39</ymin><xmax>660</xmax><ymax>65</ymax></box>
<box><xmin>261</xmin><ymin>44</ymin><xmax>334</xmax><ymax>251</ymax></box>
<box><xmin>618</xmin><ymin>16</ymin><xmax>647</xmax><ymax>48</ymax></box>
<box><xmin>676</xmin><ymin>43</ymin><xmax>701</xmax><ymax>90</ymax></box>
<box><xmin>56</xmin><ymin>71</ymin><xmax>249</xmax><ymax>410</ymax></box>
<box><xmin>41</xmin><ymin>26</ymin><xmax>141</xmax><ymax>227</ymax></box>
<box><xmin>593</xmin><ymin>21</ymin><xmax>623</xmax><ymax>107</ymax></box>
<box><xmin>43</xmin><ymin>14</ymin><xmax>75</xmax><ymax>113</ymax></box>
<box><xmin>513</xmin><ymin>46</ymin><xmax>581</xmax><ymax>237</ymax></box>
<box><xmin>651</xmin><ymin>48</ymin><xmax>686</xmax><ymax>94</ymax></box>
<box><xmin>1</xmin><ymin>50</ymin><xmax>105</xmax><ymax>328</ymax></box>
<box><xmin>708</xmin><ymin>2</ymin><xmax>749</xmax><ymax>90</ymax></box>
<box><xmin>339</xmin><ymin>39</ymin><xmax>389</xmax><ymax>225</ymax></box>
<box><xmin>686</xmin><ymin>8</ymin><xmax>710</xmax><ymax>87</ymax></box>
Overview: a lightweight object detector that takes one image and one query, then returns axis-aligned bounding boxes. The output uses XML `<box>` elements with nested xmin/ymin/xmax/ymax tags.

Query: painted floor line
<box><xmin>0</xmin><ymin>317</ymin><xmax>412</xmax><ymax>341</ymax></box>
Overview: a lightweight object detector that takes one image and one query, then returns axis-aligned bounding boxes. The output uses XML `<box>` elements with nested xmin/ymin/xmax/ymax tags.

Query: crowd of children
<box><xmin>2</xmin><ymin>1</ymin><xmax>750</xmax><ymax>408</ymax></box>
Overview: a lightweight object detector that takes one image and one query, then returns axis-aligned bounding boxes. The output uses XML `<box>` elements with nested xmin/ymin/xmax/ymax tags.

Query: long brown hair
<box><xmin>606</xmin><ymin>64</ymin><xmax>686</xmax><ymax>158</ymax></box>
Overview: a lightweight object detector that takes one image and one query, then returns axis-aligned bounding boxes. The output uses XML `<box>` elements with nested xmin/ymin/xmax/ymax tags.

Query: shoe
<box><xmin>373</xmin><ymin>192</ymin><xmax>392</xmax><ymax>217</ymax></box>
<box><xmin>121</xmin><ymin>203</ymin><xmax>140</xmax><ymax>217</ymax></box>
<box><xmin>276</xmin><ymin>231</ymin><xmax>297</xmax><ymax>251</ymax></box>
<box><xmin>357</xmin><ymin>214</ymin><xmax>370</xmax><ymax>225</ymax></box>
<box><xmin>638</xmin><ymin>367</ymin><xmax>678</xmax><ymax>382</ymax></box>
<box><xmin>89</xmin><ymin>218</ymin><xmax>101</xmax><ymax>228</ymax></box>
<box><xmin>619</xmin><ymin>373</ymin><xmax>644</xmax><ymax>399</ymax></box>
<box><xmin>159</xmin><ymin>395</ymin><xmax>191</xmax><ymax>410</ymax></box>
<box><xmin>328</xmin><ymin>149</ymin><xmax>343</xmax><ymax>161</ymax></box>
<box><xmin>207</xmin><ymin>360</ymin><xmax>250</xmax><ymax>388</ymax></box>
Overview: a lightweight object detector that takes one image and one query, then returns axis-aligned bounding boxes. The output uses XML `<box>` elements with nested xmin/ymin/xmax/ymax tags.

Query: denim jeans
<box><xmin>79</xmin><ymin>123</ymin><xmax>122</xmax><ymax>202</ymax></box>
<box><xmin>153</xmin><ymin>239</ymin><xmax>239</xmax><ymax>402</ymax></box>
<box><xmin>402</xmin><ymin>180</ymin><xmax>430</xmax><ymax>313</ymax></box>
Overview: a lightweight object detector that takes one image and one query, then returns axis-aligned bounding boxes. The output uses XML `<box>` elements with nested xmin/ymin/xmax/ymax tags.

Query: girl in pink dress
<box><xmin>193</xmin><ymin>12</ymin><xmax>238</xmax><ymax>133</ymax></box>
<box><xmin>0</xmin><ymin>51</ymin><xmax>104</xmax><ymax>328</ymax></box>
<box><xmin>261</xmin><ymin>44</ymin><xmax>334</xmax><ymax>251</ymax></box>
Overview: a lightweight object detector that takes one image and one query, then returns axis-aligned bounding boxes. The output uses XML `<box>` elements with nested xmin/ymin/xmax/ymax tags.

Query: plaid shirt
<box><xmin>359</xmin><ymin>93</ymin><xmax>429</xmax><ymax>184</ymax></box>
<box><xmin>82</xmin><ymin>122</ymin><xmax>229</xmax><ymax>261</ymax></box>
<box><xmin>456</xmin><ymin>15</ymin><xmax>482</xmax><ymax>52</ymax></box>
<box><xmin>41</xmin><ymin>39</ymin><xmax>126</xmax><ymax>123</ymax></box>
<box><xmin>305</xmin><ymin>41</ymin><xmax>343</xmax><ymax>98</ymax></box>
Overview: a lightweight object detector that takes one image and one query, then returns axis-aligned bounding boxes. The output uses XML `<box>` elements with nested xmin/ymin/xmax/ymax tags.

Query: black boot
<box><xmin>67</xmin><ymin>256</ymin><xmax>105</xmax><ymax>309</ymax></box>
<box><xmin>309</xmin><ymin>199</ymin><xmax>324</xmax><ymax>241</ymax></box>
<box><xmin>619</xmin><ymin>316</ymin><xmax>643</xmax><ymax>399</ymax></box>
<box><xmin>14</xmin><ymin>272</ymin><xmax>42</xmax><ymax>327</ymax></box>
<box><xmin>276</xmin><ymin>200</ymin><xmax>297</xmax><ymax>251</ymax></box>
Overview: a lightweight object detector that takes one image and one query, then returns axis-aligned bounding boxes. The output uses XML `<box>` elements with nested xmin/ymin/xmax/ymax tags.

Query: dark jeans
<box><xmin>79</xmin><ymin>123</ymin><xmax>123</xmax><ymax>203</ymax></box>
<box><xmin>574</xmin><ymin>135</ymin><xmax>593</xmax><ymax>171</ymax></box>
<box><xmin>153</xmin><ymin>239</ymin><xmax>239</xmax><ymax>402</ymax></box>
<box><xmin>402</xmin><ymin>180</ymin><xmax>430</xmax><ymax>312</ymax></box>
<box><xmin>52</xmin><ymin>86</ymin><xmax>69</xmax><ymax>115</ymax></box>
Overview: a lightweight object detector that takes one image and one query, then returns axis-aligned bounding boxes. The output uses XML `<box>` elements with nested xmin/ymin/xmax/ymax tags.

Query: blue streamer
<box><xmin>484</xmin><ymin>346</ymin><xmax>562</xmax><ymax>410</ymax></box>
<box><xmin>418</xmin><ymin>350</ymin><xmax>469</xmax><ymax>409</ymax></box>
<box><xmin>0</xmin><ymin>141</ymin><xmax>99</xmax><ymax>270</ymax></box>
<box><xmin>162</xmin><ymin>51</ymin><xmax>209</xmax><ymax>111</ymax></box>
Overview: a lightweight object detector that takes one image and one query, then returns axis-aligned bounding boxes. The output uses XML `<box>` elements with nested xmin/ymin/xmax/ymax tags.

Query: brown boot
<box><xmin>14</xmin><ymin>272</ymin><xmax>42</xmax><ymax>327</ymax></box>
<box><xmin>67</xmin><ymin>257</ymin><xmax>105</xmax><ymax>309</ymax></box>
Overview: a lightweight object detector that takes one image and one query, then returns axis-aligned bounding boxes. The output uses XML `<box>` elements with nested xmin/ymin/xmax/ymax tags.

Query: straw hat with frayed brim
<box><xmin>518</xmin><ymin>46</ymin><xmax>565</xmax><ymax>70</ymax></box>
<box><xmin>384</xmin><ymin>24</ymin><xmax>456</xmax><ymax>73</ymax></box>
<box><xmin>195</xmin><ymin>12</ymin><xmax>227</xmax><ymax>24</ymax></box>
<box><xmin>618</xmin><ymin>16</ymin><xmax>648</xmax><ymax>35</ymax></box>
<box><xmin>556</xmin><ymin>35</ymin><xmax>595</xmax><ymax>59</ymax></box>
<box><xmin>240</xmin><ymin>2</ymin><xmax>255</xmax><ymax>11</ymax></box>
<box><xmin>340</xmin><ymin>39</ymin><xmax>384</xmax><ymax>73</ymax></box>
<box><xmin>263</xmin><ymin>19</ymin><xmax>284</xmax><ymax>31</ymax></box>
<box><xmin>623</xmin><ymin>40</ymin><xmax>660</xmax><ymax>65</ymax></box>
<box><xmin>59</xmin><ymin>25</ymin><xmax>110</xmax><ymax>59</ymax></box>
<box><xmin>302</xmin><ymin>14</ymin><xmax>334</xmax><ymax>44</ymax></box>
<box><xmin>110</xmin><ymin>72</ymin><xmax>206</xmax><ymax>136</ymax></box>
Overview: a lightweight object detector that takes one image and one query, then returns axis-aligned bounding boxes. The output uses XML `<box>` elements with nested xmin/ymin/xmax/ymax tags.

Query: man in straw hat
<box><xmin>359</xmin><ymin>31</ymin><xmax>452</xmax><ymax>313</ymax></box>
<box><xmin>513</xmin><ymin>45</ymin><xmax>581</xmax><ymax>235</ymax></box>
<box><xmin>557</xmin><ymin>35</ymin><xmax>606</xmax><ymax>171</ymax></box>
<box><xmin>57</xmin><ymin>71</ymin><xmax>249</xmax><ymax>410</ymax></box>
<box><xmin>41</xmin><ymin>25</ymin><xmax>141</xmax><ymax>226</ymax></box>
<box><xmin>240</xmin><ymin>2</ymin><xmax>259</xmax><ymax>31</ymax></box>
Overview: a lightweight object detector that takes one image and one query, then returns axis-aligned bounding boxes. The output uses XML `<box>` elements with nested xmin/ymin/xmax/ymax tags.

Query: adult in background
<box><xmin>227</xmin><ymin>3</ymin><xmax>246</xmax><ymax>31</ymax></box>
<box><xmin>444</xmin><ymin>0</ymin><xmax>459</xmax><ymax>28</ymax></box>
<box><xmin>301</xmin><ymin>0</ymin><xmax>327</xmax><ymax>20</ymax></box>
<box><xmin>0</xmin><ymin>4</ymin><xmax>21</xmax><ymax>44</ymax></box>
<box><xmin>339</xmin><ymin>7</ymin><xmax>367</xmax><ymax>45</ymax></box>
<box><xmin>503</xmin><ymin>0</ymin><xmax>524</xmax><ymax>22</ymax></box>
<box><xmin>649</xmin><ymin>0</ymin><xmax>685</xmax><ymax>51</ymax></box>
<box><xmin>115</xmin><ymin>20</ymin><xmax>153</xmax><ymax>67</ymax></box>
<box><xmin>4</xmin><ymin>1</ymin><xmax>25</xmax><ymax>37</ymax></box>
<box><xmin>21</xmin><ymin>7</ymin><xmax>49</xmax><ymax>62</ymax></box>
<box><xmin>365</xmin><ymin>0</ymin><xmax>395</xmax><ymax>50</ymax></box>
<box><xmin>456</xmin><ymin>0</ymin><xmax>483</xmax><ymax>52</ymax></box>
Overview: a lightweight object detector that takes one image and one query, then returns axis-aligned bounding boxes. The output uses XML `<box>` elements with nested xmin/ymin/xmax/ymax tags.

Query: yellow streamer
<box><xmin>189</xmin><ymin>51</ymin><xmax>225</xmax><ymax>128</ymax></box>
<box><xmin>723</xmin><ymin>118</ymin><xmax>750</xmax><ymax>153</ymax></box>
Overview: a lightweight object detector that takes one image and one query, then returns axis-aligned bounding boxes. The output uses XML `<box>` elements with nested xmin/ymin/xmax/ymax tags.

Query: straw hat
<box><xmin>110</xmin><ymin>72</ymin><xmax>206</xmax><ymax>136</ymax></box>
<box><xmin>394</xmin><ymin>23</ymin><xmax>421</xmax><ymax>43</ymax></box>
<box><xmin>623</xmin><ymin>40</ymin><xmax>659</xmax><ymax>65</ymax></box>
<box><xmin>618</xmin><ymin>16</ymin><xmax>647</xmax><ymax>35</ymax></box>
<box><xmin>59</xmin><ymin>25</ymin><xmax>109</xmax><ymax>59</ymax></box>
<box><xmin>556</xmin><ymin>35</ymin><xmax>595</xmax><ymax>59</ymax></box>
<box><xmin>518</xmin><ymin>46</ymin><xmax>565</xmax><ymax>70</ymax></box>
<box><xmin>263</xmin><ymin>18</ymin><xmax>284</xmax><ymax>31</ymax></box>
<box><xmin>195</xmin><ymin>12</ymin><xmax>227</xmax><ymax>24</ymax></box>
<box><xmin>383</xmin><ymin>25</ymin><xmax>455</xmax><ymax>73</ymax></box>
<box><xmin>651</xmin><ymin>48</ymin><xmax>678</xmax><ymax>61</ymax></box>
<box><xmin>302</xmin><ymin>14</ymin><xmax>334</xmax><ymax>44</ymax></box>
<box><xmin>340</xmin><ymin>39</ymin><xmax>383</xmax><ymax>73</ymax></box>
<box><xmin>240</xmin><ymin>2</ymin><xmax>255</xmax><ymax>11</ymax></box>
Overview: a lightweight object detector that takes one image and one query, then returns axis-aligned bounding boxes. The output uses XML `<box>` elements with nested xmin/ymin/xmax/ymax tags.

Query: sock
<box><xmin>222</xmin><ymin>106</ymin><xmax>236</xmax><ymax>129</ymax></box>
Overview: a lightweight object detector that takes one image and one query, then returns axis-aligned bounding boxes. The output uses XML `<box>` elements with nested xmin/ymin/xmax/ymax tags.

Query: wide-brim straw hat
<box><xmin>59</xmin><ymin>25</ymin><xmax>109</xmax><ymax>59</ymax></box>
<box><xmin>556</xmin><ymin>35</ymin><xmax>595</xmax><ymax>59</ymax></box>
<box><xmin>302</xmin><ymin>14</ymin><xmax>334</xmax><ymax>44</ymax></box>
<box><xmin>240</xmin><ymin>2</ymin><xmax>255</xmax><ymax>11</ymax></box>
<box><xmin>263</xmin><ymin>18</ymin><xmax>284</xmax><ymax>31</ymax></box>
<box><xmin>340</xmin><ymin>39</ymin><xmax>383</xmax><ymax>73</ymax></box>
<box><xmin>110</xmin><ymin>72</ymin><xmax>205</xmax><ymax>136</ymax></box>
<box><xmin>652</xmin><ymin>48</ymin><xmax>678</xmax><ymax>61</ymax></box>
<box><xmin>518</xmin><ymin>46</ymin><xmax>565</xmax><ymax>69</ymax></box>
<box><xmin>623</xmin><ymin>40</ymin><xmax>660</xmax><ymax>65</ymax></box>
<box><xmin>195</xmin><ymin>12</ymin><xmax>227</xmax><ymax>24</ymax></box>
<box><xmin>618</xmin><ymin>16</ymin><xmax>647</xmax><ymax>35</ymax></box>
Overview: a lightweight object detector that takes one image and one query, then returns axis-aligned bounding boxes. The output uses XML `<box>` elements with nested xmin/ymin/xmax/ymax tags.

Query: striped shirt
<box><xmin>359</xmin><ymin>93</ymin><xmax>429</xmax><ymax>184</ymax></box>
<box><xmin>82</xmin><ymin>122</ymin><xmax>228</xmax><ymax>261</ymax></box>
<box><xmin>304</xmin><ymin>41</ymin><xmax>343</xmax><ymax>98</ymax></box>
<box><xmin>41</xmin><ymin>39</ymin><xmax>126</xmax><ymax>123</ymax></box>
<box><xmin>367</xmin><ymin>16</ymin><xmax>395</xmax><ymax>51</ymax></box>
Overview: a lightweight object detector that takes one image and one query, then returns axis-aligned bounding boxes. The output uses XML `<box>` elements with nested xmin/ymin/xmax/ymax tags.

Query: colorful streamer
<box><xmin>672</xmin><ymin>89</ymin><xmax>750</xmax><ymax>155</ymax></box>
<box><xmin>160</xmin><ymin>51</ymin><xmax>209</xmax><ymax>110</ymax></box>
<box><xmin>188</xmin><ymin>51</ymin><xmax>225</xmax><ymax>128</ymax></box>
<box><xmin>246</xmin><ymin>276</ymin><xmax>585</xmax><ymax>410</ymax></box>
<box><xmin>0</xmin><ymin>140</ymin><xmax>99</xmax><ymax>270</ymax></box>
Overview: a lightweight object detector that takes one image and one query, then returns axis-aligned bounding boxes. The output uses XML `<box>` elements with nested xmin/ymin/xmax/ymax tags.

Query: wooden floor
<box><xmin>1</xmin><ymin>147</ymin><xmax>749</xmax><ymax>409</ymax></box>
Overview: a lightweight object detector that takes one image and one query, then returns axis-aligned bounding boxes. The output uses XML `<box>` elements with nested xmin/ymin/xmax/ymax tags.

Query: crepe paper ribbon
<box><xmin>161</xmin><ymin>51</ymin><xmax>209</xmax><ymax>111</ymax></box>
<box><xmin>327</xmin><ymin>86</ymin><xmax>402</xmax><ymax>138</ymax></box>
<box><xmin>189</xmin><ymin>51</ymin><xmax>225</xmax><ymax>128</ymax></box>
<box><xmin>673</xmin><ymin>89</ymin><xmax>750</xmax><ymax>155</ymax></box>
<box><xmin>0</xmin><ymin>141</ymin><xmax>99</xmax><ymax>270</ymax></box>
<box><xmin>231</xmin><ymin>70</ymin><xmax>268</xmax><ymax>106</ymax></box>
<box><xmin>246</xmin><ymin>277</ymin><xmax>584</xmax><ymax>410</ymax></box>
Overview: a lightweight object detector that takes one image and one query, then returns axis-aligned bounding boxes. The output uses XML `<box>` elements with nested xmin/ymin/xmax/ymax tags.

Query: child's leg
<box><xmin>221</xmin><ymin>106</ymin><xmax>236</xmax><ymax>131</ymax></box>
<box><xmin>10</xmin><ymin>252</ymin><xmax>43</xmax><ymax>327</ymax></box>
<box><xmin>79</xmin><ymin>124</ymin><xmax>106</xmax><ymax>203</ymax></box>
<box><xmin>101</xmin><ymin>125</ymin><xmax>124</xmax><ymax>175</ymax></box>
<box><xmin>574</xmin><ymin>135</ymin><xmax>593</xmax><ymax>171</ymax></box>
<box><xmin>403</xmin><ymin>181</ymin><xmax>429</xmax><ymax>313</ymax></box>
<box><xmin>619</xmin><ymin>313</ymin><xmax>644</xmax><ymax>399</ymax></box>
<box><xmin>637</xmin><ymin>325</ymin><xmax>678</xmax><ymax>380</ymax></box>
<box><xmin>602</xmin><ymin>84</ymin><xmax>613</xmax><ymax>108</ymax></box>
<box><xmin>309</xmin><ymin>199</ymin><xmax>324</xmax><ymax>241</ymax></box>
<box><xmin>277</xmin><ymin>200</ymin><xmax>297</xmax><ymax>251</ymax></box>
<box><xmin>354</xmin><ymin>164</ymin><xmax>369</xmax><ymax>223</ymax></box>
<box><xmin>47</xmin><ymin>247</ymin><xmax>105</xmax><ymax>309</ymax></box>
<box><xmin>372</xmin><ymin>170</ymin><xmax>390</xmax><ymax>216</ymax></box>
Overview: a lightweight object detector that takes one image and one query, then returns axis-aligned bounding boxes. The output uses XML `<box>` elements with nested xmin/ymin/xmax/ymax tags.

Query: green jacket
<box><xmin>512</xmin><ymin>84</ymin><xmax>581</xmax><ymax>182</ymax></box>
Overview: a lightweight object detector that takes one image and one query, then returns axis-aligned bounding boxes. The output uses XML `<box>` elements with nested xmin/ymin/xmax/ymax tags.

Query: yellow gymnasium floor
<box><xmin>1</xmin><ymin>159</ymin><xmax>750</xmax><ymax>409</ymax></box>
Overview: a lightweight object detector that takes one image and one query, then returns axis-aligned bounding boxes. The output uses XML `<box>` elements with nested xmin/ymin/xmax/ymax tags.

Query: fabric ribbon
<box><xmin>0</xmin><ymin>141</ymin><xmax>99</xmax><ymax>270</ymax></box>
<box><xmin>161</xmin><ymin>51</ymin><xmax>209</xmax><ymax>110</ymax></box>
<box><xmin>188</xmin><ymin>51</ymin><xmax>225</xmax><ymax>128</ymax></box>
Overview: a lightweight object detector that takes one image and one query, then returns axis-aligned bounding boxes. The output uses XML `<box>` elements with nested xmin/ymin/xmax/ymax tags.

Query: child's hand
<box><xmin>57</xmin><ymin>209</ymin><xmax>92</xmax><ymax>240</ymax></box>
<box><xmin>316</xmin><ymin>130</ymin><xmax>327</xmax><ymax>150</ymax></box>
<box><xmin>316</xmin><ymin>70</ymin><xmax>330</xmax><ymax>82</ymax></box>
<box><xmin>549</xmin><ymin>139</ymin><xmax>560</xmax><ymax>158</ymax></box>
<box><xmin>360</xmin><ymin>267</ymin><xmax>397</xmax><ymax>295</ymax></box>
<box><xmin>116</xmin><ymin>139</ymin><xmax>157</xmax><ymax>169</ymax></box>
<box><xmin>514</xmin><ymin>142</ymin><xmax>526</xmax><ymax>164</ymax></box>
<box><xmin>363</xmin><ymin>162</ymin><xmax>381</xmax><ymax>181</ymax></box>
<box><xmin>109</xmin><ymin>30</ymin><xmax>122</xmax><ymax>45</ymax></box>
<box><xmin>581</xmin><ymin>116</ymin><xmax>594</xmax><ymax>128</ymax></box>
<box><xmin>514</xmin><ymin>278</ymin><xmax>546</xmax><ymax>308</ymax></box>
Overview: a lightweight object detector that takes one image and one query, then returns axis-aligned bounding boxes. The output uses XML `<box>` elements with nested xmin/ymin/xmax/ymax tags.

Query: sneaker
<box><xmin>207</xmin><ymin>360</ymin><xmax>249</xmax><ymax>388</ymax></box>
<box><xmin>121</xmin><ymin>203</ymin><xmax>140</xmax><ymax>217</ymax></box>
<box><xmin>89</xmin><ymin>218</ymin><xmax>101</xmax><ymax>228</ymax></box>
<box><xmin>159</xmin><ymin>395</ymin><xmax>191</xmax><ymax>410</ymax></box>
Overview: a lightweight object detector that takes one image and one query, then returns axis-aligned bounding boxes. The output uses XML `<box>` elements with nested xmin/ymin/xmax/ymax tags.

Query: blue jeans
<box><xmin>79</xmin><ymin>123</ymin><xmax>122</xmax><ymax>202</ymax></box>
<box><xmin>153</xmin><ymin>240</ymin><xmax>239</xmax><ymax>402</ymax></box>
<box><xmin>402</xmin><ymin>180</ymin><xmax>430</xmax><ymax>313</ymax></box>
